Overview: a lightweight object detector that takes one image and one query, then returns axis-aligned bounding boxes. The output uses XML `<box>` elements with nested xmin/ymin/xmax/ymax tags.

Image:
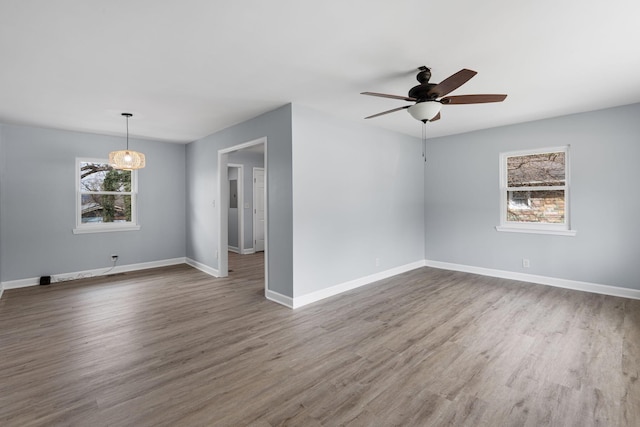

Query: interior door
<box><xmin>253</xmin><ymin>168</ymin><xmax>265</xmax><ymax>252</ymax></box>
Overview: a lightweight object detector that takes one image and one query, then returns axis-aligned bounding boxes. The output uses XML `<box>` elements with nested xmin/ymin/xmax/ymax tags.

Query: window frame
<box><xmin>73</xmin><ymin>157</ymin><xmax>140</xmax><ymax>234</ymax></box>
<box><xmin>496</xmin><ymin>146</ymin><xmax>576</xmax><ymax>236</ymax></box>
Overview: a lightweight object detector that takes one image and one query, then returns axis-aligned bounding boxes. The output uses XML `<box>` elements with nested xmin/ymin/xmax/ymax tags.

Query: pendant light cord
<box><xmin>122</xmin><ymin>112</ymin><xmax>132</xmax><ymax>151</ymax></box>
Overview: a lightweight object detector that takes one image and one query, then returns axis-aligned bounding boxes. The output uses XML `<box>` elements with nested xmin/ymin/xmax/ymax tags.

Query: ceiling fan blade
<box><xmin>364</xmin><ymin>105</ymin><xmax>410</xmax><ymax>119</ymax></box>
<box><xmin>430</xmin><ymin>112</ymin><xmax>441</xmax><ymax>122</ymax></box>
<box><xmin>361</xmin><ymin>92</ymin><xmax>417</xmax><ymax>102</ymax></box>
<box><xmin>440</xmin><ymin>94</ymin><xmax>507</xmax><ymax>104</ymax></box>
<box><xmin>427</xmin><ymin>69</ymin><xmax>477</xmax><ymax>98</ymax></box>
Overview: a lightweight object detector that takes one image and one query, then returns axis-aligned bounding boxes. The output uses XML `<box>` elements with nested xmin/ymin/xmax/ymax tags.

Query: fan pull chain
<box><xmin>422</xmin><ymin>121</ymin><xmax>427</xmax><ymax>162</ymax></box>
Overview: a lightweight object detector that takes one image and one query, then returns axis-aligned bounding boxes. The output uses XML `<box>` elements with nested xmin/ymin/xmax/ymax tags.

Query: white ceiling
<box><xmin>1</xmin><ymin>1</ymin><xmax>639</xmax><ymax>143</ymax></box>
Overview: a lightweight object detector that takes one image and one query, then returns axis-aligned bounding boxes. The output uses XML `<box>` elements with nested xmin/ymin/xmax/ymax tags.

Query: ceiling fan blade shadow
<box><xmin>428</xmin><ymin>69</ymin><xmax>477</xmax><ymax>98</ymax></box>
<box><xmin>440</xmin><ymin>94</ymin><xmax>507</xmax><ymax>104</ymax></box>
<box><xmin>365</xmin><ymin>105</ymin><xmax>410</xmax><ymax>119</ymax></box>
<box><xmin>361</xmin><ymin>92</ymin><xmax>417</xmax><ymax>102</ymax></box>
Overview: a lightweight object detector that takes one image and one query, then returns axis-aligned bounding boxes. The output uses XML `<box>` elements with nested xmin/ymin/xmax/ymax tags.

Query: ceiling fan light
<box><xmin>408</xmin><ymin>101</ymin><xmax>442</xmax><ymax>122</ymax></box>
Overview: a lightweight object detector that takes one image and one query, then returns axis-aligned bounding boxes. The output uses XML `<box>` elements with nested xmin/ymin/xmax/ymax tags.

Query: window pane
<box><xmin>507</xmin><ymin>190</ymin><xmax>565</xmax><ymax>223</ymax></box>
<box><xmin>81</xmin><ymin>194</ymin><xmax>132</xmax><ymax>223</ymax></box>
<box><xmin>80</xmin><ymin>162</ymin><xmax>131</xmax><ymax>192</ymax></box>
<box><xmin>507</xmin><ymin>152</ymin><xmax>565</xmax><ymax>187</ymax></box>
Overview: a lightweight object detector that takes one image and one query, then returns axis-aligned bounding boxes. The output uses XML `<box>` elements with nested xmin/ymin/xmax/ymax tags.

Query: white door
<box><xmin>253</xmin><ymin>168</ymin><xmax>265</xmax><ymax>252</ymax></box>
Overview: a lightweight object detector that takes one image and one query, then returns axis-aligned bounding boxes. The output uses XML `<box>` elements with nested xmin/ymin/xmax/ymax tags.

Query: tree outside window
<box><xmin>74</xmin><ymin>159</ymin><xmax>139</xmax><ymax>234</ymax></box>
<box><xmin>497</xmin><ymin>147</ymin><xmax>575</xmax><ymax>236</ymax></box>
<box><xmin>506</xmin><ymin>151</ymin><xmax>565</xmax><ymax>223</ymax></box>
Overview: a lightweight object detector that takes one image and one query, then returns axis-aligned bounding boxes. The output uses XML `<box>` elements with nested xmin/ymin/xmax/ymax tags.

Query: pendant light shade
<box><xmin>109</xmin><ymin>149</ymin><xmax>145</xmax><ymax>170</ymax></box>
<box><xmin>109</xmin><ymin>113</ymin><xmax>145</xmax><ymax>170</ymax></box>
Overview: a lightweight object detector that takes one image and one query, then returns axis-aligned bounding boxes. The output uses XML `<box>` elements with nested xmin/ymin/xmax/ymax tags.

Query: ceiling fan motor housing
<box><xmin>408</xmin><ymin>83</ymin><xmax>437</xmax><ymax>101</ymax></box>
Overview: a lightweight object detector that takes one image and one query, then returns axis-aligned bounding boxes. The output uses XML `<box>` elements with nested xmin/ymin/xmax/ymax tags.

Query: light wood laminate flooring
<box><xmin>1</xmin><ymin>252</ymin><xmax>639</xmax><ymax>426</ymax></box>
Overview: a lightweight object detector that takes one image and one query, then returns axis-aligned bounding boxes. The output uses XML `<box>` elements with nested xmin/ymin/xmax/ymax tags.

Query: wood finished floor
<box><xmin>1</xmin><ymin>253</ymin><xmax>639</xmax><ymax>426</ymax></box>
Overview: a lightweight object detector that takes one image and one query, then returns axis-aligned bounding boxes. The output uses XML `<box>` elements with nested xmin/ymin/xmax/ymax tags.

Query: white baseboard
<box><xmin>292</xmin><ymin>260</ymin><xmax>426</xmax><ymax>309</ymax></box>
<box><xmin>1</xmin><ymin>258</ymin><xmax>187</xmax><ymax>291</ymax></box>
<box><xmin>424</xmin><ymin>259</ymin><xmax>640</xmax><ymax>301</ymax></box>
<box><xmin>6</xmin><ymin>255</ymin><xmax>634</xmax><ymax>307</ymax></box>
<box><xmin>266</xmin><ymin>289</ymin><xmax>294</xmax><ymax>308</ymax></box>
<box><xmin>228</xmin><ymin>247</ymin><xmax>255</xmax><ymax>255</ymax></box>
<box><xmin>185</xmin><ymin>258</ymin><xmax>220</xmax><ymax>277</ymax></box>
<box><xmin>2</xmin><ymin>277</ymin><xmax>36</xmax><ymax>290</ymax></box>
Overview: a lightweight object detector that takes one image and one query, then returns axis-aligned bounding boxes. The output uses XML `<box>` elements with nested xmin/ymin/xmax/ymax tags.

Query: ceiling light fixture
<box><xmin>407</xmin><ymin>101</ymin><xmax>442</xmax><ymax>122</ymax></box>
<box><xmin>109</xmin><ymin>113</ymin><xmax>145</xmax><ymax>170</ymax></box>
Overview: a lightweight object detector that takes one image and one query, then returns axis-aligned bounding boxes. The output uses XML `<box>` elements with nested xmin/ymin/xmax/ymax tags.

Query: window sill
<box><xmin>495</xmin><ymin>225</ymin><xmax>577</xmax><ymax>236</ymax></box>
<box><xmin>73</xmin><ymin>225</ymin><xmax>141</xmax><ymax>234</ymax></box>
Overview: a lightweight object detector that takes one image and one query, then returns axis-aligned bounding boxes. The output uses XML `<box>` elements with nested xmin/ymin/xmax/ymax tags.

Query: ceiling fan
<box><xmin>362</xmin><ymin>66</ymin><xmax>507</xmax><ymax>122</ymax></box>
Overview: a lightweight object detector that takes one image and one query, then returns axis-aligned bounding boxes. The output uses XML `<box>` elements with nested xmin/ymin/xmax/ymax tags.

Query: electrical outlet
<box><xmin>111</xmin><ymin>254</ymin><xmax>119</xmax><ymax>262</ymax></box>
<box><xmin>375</xmin><ymin>258</ymin><xmax>380</xmax><ymax>267</ymax></box>
<box><xmin>522</xmin><ymin>258</ymin><xmax>530</xmax><ymax>268</ymax></box>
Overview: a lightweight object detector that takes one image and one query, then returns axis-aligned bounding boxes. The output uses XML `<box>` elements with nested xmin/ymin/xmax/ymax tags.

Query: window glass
<box><xmin>507</xmin><ymin>152</ymin><xmax>565</xmax><ymax>187</ymax></box>
<box><xmin>498</xmin><ymin>147</ymin><xmax>574</xmax><ymax>235</ymax></box>
<box><xmin>74</xmin><ymin>159</ymin><xmax>138</xmax><ymax>233</ymax></box>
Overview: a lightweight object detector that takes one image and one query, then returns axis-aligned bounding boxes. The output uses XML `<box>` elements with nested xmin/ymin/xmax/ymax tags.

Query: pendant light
<box><xmin>109</xmin><ymin>113</ymin><xmax>145</xmax><ymax>170</ymax></box>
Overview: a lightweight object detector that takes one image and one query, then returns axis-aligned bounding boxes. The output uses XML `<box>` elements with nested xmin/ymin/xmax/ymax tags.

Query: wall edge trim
<box><xmin>185</xmin><ymin>258</ymin><xmax>220</xmax><ymax>277</ymax></box>
<box><xmin>292</xmin><ymin>260</ymin><xmax>426</xmax><ymax>309</ymax></box>
<box><xmin>424</xmin><ymin>259</ymin><xmax>640</xmax><ymax>300</ymax></box>
<box><xmin>266</xmin><ymin>289</ymin><xmax>294</xmax><ymax>308</ymax></box>
<box><xmin>1</xmin><ymin>257</ymin><xmax>187</xmax><ymax>291</ymax></box>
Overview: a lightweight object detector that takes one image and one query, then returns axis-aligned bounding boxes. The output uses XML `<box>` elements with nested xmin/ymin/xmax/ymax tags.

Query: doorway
<box><xmin>227</xmin><ymin>164</ymin><xmax>243</xmax><ymax>254</ymax></box>
<box><xmin>253</xmin><ymin>167</ymin><xmax>265</xmax><ymax>252</ymax></box>
<box><xmin>218</xmin><ymin>137</ymin><xmax>267</xmax><ymax>292</ymax></box>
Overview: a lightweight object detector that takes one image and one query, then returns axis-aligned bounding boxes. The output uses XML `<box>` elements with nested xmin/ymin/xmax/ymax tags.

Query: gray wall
<box><xmin>0</xmin><ymin>123</ymin><xmax>186</xmax><ymax>282</ymax></box>
<box><xmin>186</xmin><ymin>104</ymin><xmax>293</xmax><ymax>297</ymax></box>
<box><xmin>228</xmin><ymin>150</ymin><xmax>265</xmax><ymax>251</ymax></box>
<box><xmin>4</xmin><ymin>102</ymin><xmax>637</xmax><ymax>300</ymax></box>
<box><xmin>291</xmin><ymin>105</ymin><xmax>425</xmax><ymax>297</ymax></box>
<box><xmin>425</xmin><ymin>103</ymin><xmax>640</xmax><ymax>290</ymax></box>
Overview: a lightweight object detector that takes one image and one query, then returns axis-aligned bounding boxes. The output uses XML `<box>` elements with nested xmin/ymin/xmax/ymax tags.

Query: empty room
<box><xmin>1</xmin><ymin>1</ymin><xmax>639</xmax><ymax>426</ymax></box>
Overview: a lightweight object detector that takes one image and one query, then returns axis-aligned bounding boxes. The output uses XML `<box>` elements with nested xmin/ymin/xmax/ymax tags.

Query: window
<box><xmin>73</xmin><ymin>158</ymin><xmax>140</xmax><ymax>234</ymax></box>
<box><xmin>496</xmin><ymin>146</ymin><xmax>576</xmax><ymax>236</ymax></box>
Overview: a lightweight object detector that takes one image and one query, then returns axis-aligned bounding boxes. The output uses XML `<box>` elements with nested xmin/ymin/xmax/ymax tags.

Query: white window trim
<box><xmin>73</xmin><ymin>157</ymin><xmax>140</xmax><ymax>234</ymax></box>
<box><xmin>496</xmin><ymin>146</ymin><xmax>576</xmax><ymax>237</ymax></box>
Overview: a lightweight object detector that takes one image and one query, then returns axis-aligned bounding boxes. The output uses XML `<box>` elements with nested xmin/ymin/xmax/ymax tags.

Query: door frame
<box><xmin>252</xmin><ymin>167</ymin><xmax>265</xmax><ymax>252</ymax></box>
<box><xmin>227</xmin><ymin>163</ymin><xmax>244</xmax><ymax>254</ymax></box>
<box><xmin>217</xmin><ymin>137</ymin><xmax>268</xmax><ymax>290</ymax></box>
